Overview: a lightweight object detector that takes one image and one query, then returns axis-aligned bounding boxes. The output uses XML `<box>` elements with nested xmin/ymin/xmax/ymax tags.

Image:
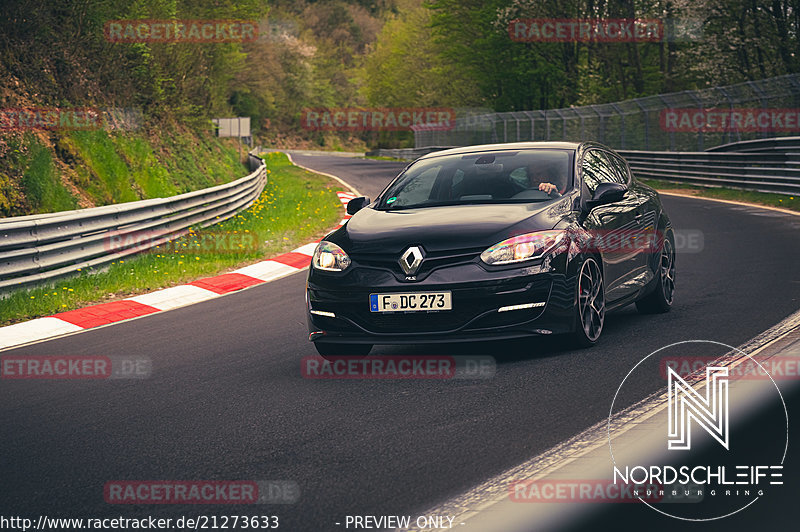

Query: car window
<box><xmin>606</xmin><ymin>152</ymin><xmax>631</xmax><ymax>184</ymax></box>
<box><xmin>387</xmin><ymin>165</ymin><xmax>440</xmax><ymax>207</ymax></box>
<box><xmin>581</xmin><ymin>150</ymin><xmax>622</xmax><ymax>193</ymax></box>
<box><xmin>379</xmin><ymin>149</ymin><xmax>573</xmax><ymax>209</ymax></box>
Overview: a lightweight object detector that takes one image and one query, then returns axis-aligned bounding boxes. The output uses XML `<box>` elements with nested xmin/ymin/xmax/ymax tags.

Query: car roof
<box><xmin>416</xmin><ymin>141</ymin><xmax>587</xmax><ymax>160</ymax></box>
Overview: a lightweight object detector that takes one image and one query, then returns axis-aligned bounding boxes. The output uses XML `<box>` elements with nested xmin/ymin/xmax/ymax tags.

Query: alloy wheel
<box><xmin>660</xmin><ymin>238</ymin><xmax>676</xmax><ymax>305</ymax></box>
<box><xmin>578</xmin><ymin>258</ymin><xmax>605</xmax><ymax>342</ymax></box>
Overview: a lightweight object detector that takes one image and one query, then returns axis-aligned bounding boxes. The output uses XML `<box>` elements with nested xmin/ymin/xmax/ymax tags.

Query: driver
<box><xmin>527</xmin><ymin>163</ymin><xmax>563</xmax><ymax>196</ymax></box>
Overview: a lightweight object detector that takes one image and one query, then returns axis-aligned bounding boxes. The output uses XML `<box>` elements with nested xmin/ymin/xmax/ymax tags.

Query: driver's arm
<box><xmin>537</xmin><ymin>182</ymin><xmax>558</xmax><ymax>194</ymax></box>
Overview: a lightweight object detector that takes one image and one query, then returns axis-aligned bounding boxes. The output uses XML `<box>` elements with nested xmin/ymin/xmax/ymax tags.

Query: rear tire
<box><xmin>314</xmin><ymin>342</ymin><xmax>372</xmax><ymax>359</ymax></box>
<box><xmin>570</xmin><ymin>257</ymin><xmax>605</xmax><ymax>348</ymax></box>
<box><xmin>636</xmin><ymin>235</ymin><xmax>675</xmax><ymax>314</ymax></box>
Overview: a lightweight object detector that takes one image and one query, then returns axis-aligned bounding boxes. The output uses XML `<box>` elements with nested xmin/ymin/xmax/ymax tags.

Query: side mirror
<box><xmin>586</xmin><ymin>182</ymin><xmax>627</xmax><ymax>210</ymax></box>
<box><xmin>346</xmin><ymin>196</ymin><xmax>371</xmax><ymax>215</ymax></box>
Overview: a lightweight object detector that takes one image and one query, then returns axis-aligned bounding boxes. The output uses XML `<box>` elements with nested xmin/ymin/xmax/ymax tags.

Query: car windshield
<box><xmin>378</xmin><ymin>149</ymin><xmax>573</xmax><ymax>210</ymax></box>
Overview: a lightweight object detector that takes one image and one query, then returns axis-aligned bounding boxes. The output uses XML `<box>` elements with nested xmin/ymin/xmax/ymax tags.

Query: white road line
<box><xmin>232</xmin><ymin>260</ymin><xmax>303</xmax><ymax>282</ymax></box>
<box><xmin>658</xmin><ymin>190</ymin><xmax>800</xmax><ymax>217</ymax></box>
<box><xmin>0</xmin><ymin>318</ymin><xmax>84</xmax><ymax>350</ymax></box>
<box><xmin>127</xmin><ymin>285</ymin><xmax>219</xmax><ymax>311</ymax></box>
<box><xmin>293</xmin><ymin>242</ymin><xmax>320</xmax><ymax>256</ymax></box>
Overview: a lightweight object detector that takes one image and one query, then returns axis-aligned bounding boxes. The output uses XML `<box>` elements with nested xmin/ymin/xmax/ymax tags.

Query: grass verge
<box><xmin>0</xmin><ymin>152</ymin><xmax>343</xmax><ymax>326</ymax></box>
<box><xmin>1</xmin><ymin>127</ymin><xmax>248</xmax><ymax>217</ymax></box>
<box><xmin>641</xmin><ymin>179</ymin><xmax>800</xmax><ymax>213</ymax></box>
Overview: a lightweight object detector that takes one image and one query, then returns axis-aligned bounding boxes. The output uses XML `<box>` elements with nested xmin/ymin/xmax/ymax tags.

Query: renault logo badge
<box><xmin>399</xmin><ymin>246</ymin><xmax>424</xmax><ymax>275</ymax></box>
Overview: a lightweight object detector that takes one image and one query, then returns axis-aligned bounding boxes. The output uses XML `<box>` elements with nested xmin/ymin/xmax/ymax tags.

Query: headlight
<box><xmin>480</xmin><ymin>230</ymin><xmax>568</xmax><ymax>265</ymax></box>
<box><xmin>312</xmin><ymin>241</ymin><xmax>351</xmax><ymax>271</ymax></box>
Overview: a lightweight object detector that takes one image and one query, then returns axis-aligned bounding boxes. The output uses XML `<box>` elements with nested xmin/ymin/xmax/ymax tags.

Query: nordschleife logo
<box><xmin>608</xmin><ymin>340</ymin><xmax>788</xmax><ymax>521</ymax></box>
<box><xmin>667</xmin><ymin>365</ymin><xmax>729</xmax><ymax>451</ymax></box>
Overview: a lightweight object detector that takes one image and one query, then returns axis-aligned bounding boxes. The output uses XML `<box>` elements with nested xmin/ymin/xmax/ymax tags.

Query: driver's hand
<box><xmin>538</xmin><ymin>182</ymin><xmax>557</xmax><ymax>194</ymax></box>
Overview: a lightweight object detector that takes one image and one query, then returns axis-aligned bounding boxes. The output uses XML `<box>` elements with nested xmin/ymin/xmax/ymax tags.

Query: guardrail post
<box><xmin>716</xmin><ymin>86</ymin><xmax>737</xmax><ymax>145</ymax></box>
<box><xmin>633</xmin><ymin>99</ymin><xmax>648</xmax><ymax>150</ymax></box>
<box><xmin>749</xmin><ymin>81</ymin><xmax>769</xmax><ymax>140</ymax></box>
<box><xmin>610</xmin><ymin>103</ymin><xmax>625</xmax><ymax>149</ymax></box>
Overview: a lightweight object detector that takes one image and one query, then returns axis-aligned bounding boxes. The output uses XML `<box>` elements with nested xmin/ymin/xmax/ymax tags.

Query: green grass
<box><xmin>0</xmin><ymin>152</ymin><xmax>344</xmax><ymax>325</ymax></box>
<box><xmin>112</xmin><ymin>135</ymin><xmax>177</xmax><ymax>198</ymax></box>
<box><xmin>159</xmin><ymin>129</ymin><xmax>244</xmax><ymax>193</ymax></box>
<box><xmin>641</xmin><ymin>179</ymin><xmax>800</xmax><ymax>213</ymax></box>
<box><xmin>1</xmin><ymin>128</ymin><xmax>246</xmax><ymax>217</ymax></box>
<box><xmin>59</xmin><ymin>129</ymin><xmax>245</xmax><ymax>206</ymax></box>
<box><xmin>20</xmin><ymin>137</ymin><xmax>77</xmax><ymax>212</ymax></box>
<box><xmin>63</xmin><ymin>130</ymin><xmax>140</xmax><ymax>204</ymax></box>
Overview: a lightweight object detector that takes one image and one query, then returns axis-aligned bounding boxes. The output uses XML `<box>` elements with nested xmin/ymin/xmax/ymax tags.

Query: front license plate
<box><xmin>370</xmin><ymin>292</ymin><xmax>452</xmax><ymax>312</ymax></box>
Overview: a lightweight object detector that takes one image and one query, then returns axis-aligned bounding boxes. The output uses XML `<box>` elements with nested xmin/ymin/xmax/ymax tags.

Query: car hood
<box><xmin>337</xmin><ymin>201</ymin><xmax>568</xmax><ymax>254</ymax></box>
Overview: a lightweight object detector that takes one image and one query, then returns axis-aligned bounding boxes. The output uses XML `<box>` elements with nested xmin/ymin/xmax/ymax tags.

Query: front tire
<box><xmin>571</xmin><ymin>257</ymin><xmax>605</xmax><ymax>348</ymax></box>
<box><xmin>636</xmin><ymin>234</ymin><xmax>675</xmax><ymax>314</ymax></box>
<box><xmin>313</xmin><ymin>342</ymin><xmax>372</xmax><ymax>359</ymax></box>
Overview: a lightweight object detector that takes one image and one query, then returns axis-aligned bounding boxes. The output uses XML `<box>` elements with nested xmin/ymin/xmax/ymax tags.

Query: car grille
<box><xmin>350</xmin><ymin>247</ymin><xmax>483</xmax><ymax>277</ymax></box>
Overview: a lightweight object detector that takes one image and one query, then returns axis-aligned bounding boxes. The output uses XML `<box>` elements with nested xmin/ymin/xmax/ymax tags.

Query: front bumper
<box><xmin>306</xmin><ymin>258</ymin><xmax>577</xmax><ymax>345</ymax></box>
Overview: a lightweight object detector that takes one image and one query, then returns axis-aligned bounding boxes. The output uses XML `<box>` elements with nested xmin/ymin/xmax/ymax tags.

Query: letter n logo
<box><xmin>667</xmin><ymin>366</ymin><xmax>729</xmax><ymax>450</ymax></box>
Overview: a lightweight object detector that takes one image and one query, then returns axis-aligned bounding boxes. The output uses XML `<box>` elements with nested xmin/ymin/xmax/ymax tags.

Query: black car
<box><xmin>306</xmin><ymin>142</ymin><xmax>675</xmax><ymax>357</ymax></box>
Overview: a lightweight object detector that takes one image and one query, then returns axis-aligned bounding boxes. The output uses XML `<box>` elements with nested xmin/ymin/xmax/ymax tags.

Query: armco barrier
<box><xmin>0</xmin><ymin>151</ymin><xmax>267</xmax><ymax>293</ymax></box>
<box><xmin>367</xmin><ymin>137</ymin><xmax>800</xmax><ymax>196</ymax></box>
<box><xmin>705</xmin><ymin>135</ymin><xmax>800</xmax><ymax>153</ymax></box>
<box><xmin>618</xmin><ymin>148</ymin><xmax>800</xmax><ymax>195</ymax></box>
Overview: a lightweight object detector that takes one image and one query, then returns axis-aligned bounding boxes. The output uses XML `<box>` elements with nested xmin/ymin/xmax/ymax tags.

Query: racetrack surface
<box><xmin>2</xmin><ymin>153</ymin><xmax>800</xmax><ymax>530</ymax></box>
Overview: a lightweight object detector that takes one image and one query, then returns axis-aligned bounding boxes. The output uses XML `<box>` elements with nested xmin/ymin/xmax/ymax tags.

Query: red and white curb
<box><xmin>0</xmin><ymin>190</ymin><xmax>358</xmax><ymax>351</ymax></box>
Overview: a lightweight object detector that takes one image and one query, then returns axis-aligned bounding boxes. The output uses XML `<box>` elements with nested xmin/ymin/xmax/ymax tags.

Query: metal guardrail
<box><xmin>0</xmin><ymin>151</ymin><xmax>267</xmax><ymax>292</ymax></box>
<box><xmin>618</xmin><ymin>149</ymin><xmax>800</xmax><ymax>195</ymax></box>
<box><xmin>705</xmin><ymin>135</ymin><xmax>800</xmax><ymax>153</ymax></box>
<box><xmin>368</xmin><ymin>139</ymin><xmax>800</xmax><ymax>196</ymax></box>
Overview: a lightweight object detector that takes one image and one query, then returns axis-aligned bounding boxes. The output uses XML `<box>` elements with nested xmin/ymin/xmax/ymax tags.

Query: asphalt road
<box><xmin>2</xmin><ymin>153</ymin><xmax>800</xmax><ymax>531</ymax></box>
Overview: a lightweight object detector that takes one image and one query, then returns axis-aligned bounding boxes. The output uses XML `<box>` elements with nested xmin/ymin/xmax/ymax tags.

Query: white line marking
<box><xmin>658</xmin><ymin>190</ymin><xmax>800</xmax><ymax>217</ymax></box>
<box><xmin>292</xmin><ymin>242</ymin><xmax>319</xmax><ymax>256</ymax></box>
<box><xmin>0</xmin><ymin>317</ymin><xmax>84</xmax><ymax>350</ymax></box>
<box><xmin>128</xmin><ymin>285</ymin><xmax>219</xmax><ymax>311</ymax></box>
<box><xmin>232</xmin><ymin>260</ymin><xmax>301</xmax><ymax>282</ymax></box>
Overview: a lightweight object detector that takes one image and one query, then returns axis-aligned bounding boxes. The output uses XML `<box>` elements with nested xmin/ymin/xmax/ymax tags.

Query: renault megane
<box><xmin>306</xmin><ymin>142</ymin><xmax>675</xmax><ymax>357</ymax></box>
